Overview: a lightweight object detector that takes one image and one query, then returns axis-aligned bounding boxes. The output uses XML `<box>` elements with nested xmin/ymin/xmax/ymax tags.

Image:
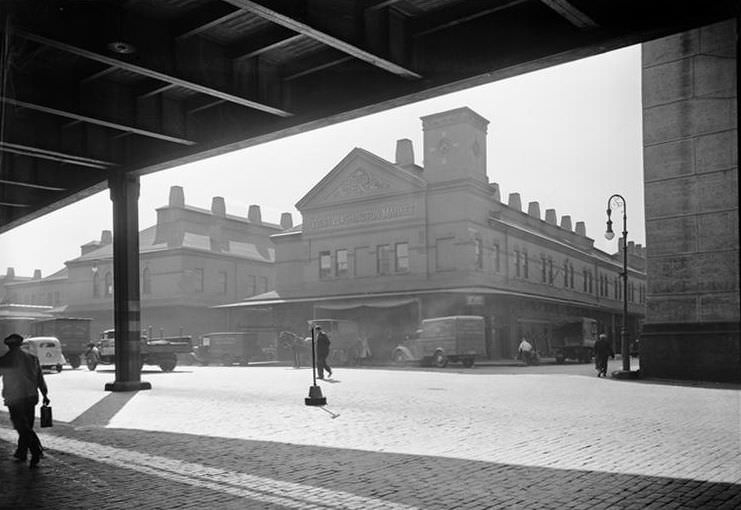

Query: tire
<box><xmin>393</xmin><ymin>350</ymin><xmax>406</xmax><ymax>364</ymax></box>
<box><xmin>159</xmin><ymin>357</ymin><xmax>177</xmax><ymax>372</ymax></box>
<box><xmin>69</xmin><ymin>356</ymin><xmax>81</xmax><ymax>369</ymax></box>
<box><xmin>462</xmin><ymin>357</ymin><xmax>474</xmax><ymax>368</ymax></box>
<box><xmin>433</xmin><ymin>351</ymin><xmax>448</xmax><ymax>368</ymax></box>
<box><xmin>56</xmin><ymin>364</ymin><xmax>63</xmax><ymax>373</ymax></box>
<box><xmin>86</xmin><ymin>357</ymin><xmax>98</xmax><ymax>371</ymax></box>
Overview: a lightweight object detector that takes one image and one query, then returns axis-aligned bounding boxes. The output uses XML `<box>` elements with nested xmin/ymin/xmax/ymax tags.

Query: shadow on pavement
<box><xmin>1</xmin><ymin>422</ymin><xmax>740</xmax><ymax>510</ymax></box>
<box><xmin>69</xmin><ymin>391</ymin><xmax>138</xmax><ymax>428</ymax></box>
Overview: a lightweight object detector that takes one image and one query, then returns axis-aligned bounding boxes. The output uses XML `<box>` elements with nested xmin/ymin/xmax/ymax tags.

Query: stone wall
<box><xmin>642</xmin><ymin>19</ymin><xmax>740</xmax><ymax>382</ymax></box>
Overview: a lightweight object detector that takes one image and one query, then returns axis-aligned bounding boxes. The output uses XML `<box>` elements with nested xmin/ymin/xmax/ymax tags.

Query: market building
<box><xmin>1</xmin><ymin>186</ymin><xmax>291</xmax><ymax>342</ymax></box>
<box><xmin>220</xmin><ymin>107</ymin><xmax>647</xmax><ymax>362</ymax></box>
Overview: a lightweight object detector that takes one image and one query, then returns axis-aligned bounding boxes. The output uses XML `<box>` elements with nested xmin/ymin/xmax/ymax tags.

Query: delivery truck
<box><xmin>392</xmin><ymin>315</ymin><xmax>486</xmax><ymax>368</ymax></box>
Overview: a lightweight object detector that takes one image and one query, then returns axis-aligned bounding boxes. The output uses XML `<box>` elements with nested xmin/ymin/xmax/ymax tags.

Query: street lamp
<box><xmin>605</xmin><ymin>194</ymin><xmax>631</xmax><ymax>374</ymax></box>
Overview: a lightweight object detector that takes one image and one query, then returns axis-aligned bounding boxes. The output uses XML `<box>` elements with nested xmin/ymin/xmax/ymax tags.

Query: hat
<box><xmin>4</xmin><ymin>334</ymin><xmax>23</xmax><ymax>347</ymax></box>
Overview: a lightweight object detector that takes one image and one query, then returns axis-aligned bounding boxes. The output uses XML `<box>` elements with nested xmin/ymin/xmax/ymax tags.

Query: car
<box><xmin>21</xmin><ymin>336</ymin><xmax>66</xmax><ymax>372</ymax></box>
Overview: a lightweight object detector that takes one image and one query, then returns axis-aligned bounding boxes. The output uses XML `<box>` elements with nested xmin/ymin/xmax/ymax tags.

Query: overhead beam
<box><xmin>177</xmin><ymin>9</ymin><xmax>245</xmax><ymax>40</ymax></box>
<box><xmin>539</xmin><ymin>0</ymin><xmax>599</xmax><ymax>29</ymax></box>
<box><xmin>1</xmin><ymin>97</ymin><xmax>196</xmax><ymax>146</ymax></box>
<box><xmin>414</xmin><ymin>0</ymin><xmax>529</xmax><ymax>38</ymax></box>
<box><xmin>222</xmin><ymin>0</ymin><xmax>422</xmax><ymax>79</ymax></box>
<box><xmin>0</xmin><ymin>201</ymin><xmax>31</xmax><ymax>208</ymax></box>
<box><xmin>236</xmin><ymin>33</ymin><xmax>304</xmax><ymax>60</ymax></box>
<box><xmin>0</xmin><ymin>179</ymin><xmax>66</xmax><ymax>192</ymax></box>
<box><xmin>14</xmin><ymin>29</ymin><xmax>293</xmax><ymax>118</ymax></box>
<box><xmin>0</xmin><ymin>141</ymin><xmax>115</xmax><ymax>169</ymax></box>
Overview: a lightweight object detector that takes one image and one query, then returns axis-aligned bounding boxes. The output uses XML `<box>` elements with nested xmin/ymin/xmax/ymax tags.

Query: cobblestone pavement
<box><xmin>1</xmin><ymin>359</ymin><xmax>740</xmax><ymax>509</ymax></box>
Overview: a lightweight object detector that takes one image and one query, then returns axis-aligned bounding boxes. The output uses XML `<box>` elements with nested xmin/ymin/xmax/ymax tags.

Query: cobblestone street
<box><xmin>1</xmin><ymin>361</ymin><xmax>740</xmax><ymax>509</ymax></box>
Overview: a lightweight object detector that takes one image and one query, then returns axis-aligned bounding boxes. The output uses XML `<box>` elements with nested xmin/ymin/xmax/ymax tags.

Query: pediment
<box><xmin>296</xmin><ymin>148</ymin><xmax>425</xmax><ymax>211</ymax></box>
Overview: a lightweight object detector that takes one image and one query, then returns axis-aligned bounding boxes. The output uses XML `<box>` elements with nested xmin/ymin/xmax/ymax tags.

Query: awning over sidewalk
<box><xmin>315</xmin><ymin>298</ymin><xmax>417</xmax><ymax>310</ymax></box>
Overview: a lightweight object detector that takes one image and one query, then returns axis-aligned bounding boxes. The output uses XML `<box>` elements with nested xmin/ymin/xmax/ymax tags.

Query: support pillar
<box><xmin>105</xmin><ymin>172</ymin><xmax>151</xmax><ymax>391</ymax></box>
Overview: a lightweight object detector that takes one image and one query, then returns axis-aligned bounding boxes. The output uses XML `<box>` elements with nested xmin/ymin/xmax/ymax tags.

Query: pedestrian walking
<box><xmin>315</xmin><ymin>326</ymin><xmax>332</xmax><ymax>379</ymax></box>
<box><xmin>594</xmin><ymin>333</ymin><xmax>614</xmax><ymax>377</ymax></box>
<box><xmin>0</xmin><ymin>333</ymin><xmax>50</xmax><ymax>468</ymax></box>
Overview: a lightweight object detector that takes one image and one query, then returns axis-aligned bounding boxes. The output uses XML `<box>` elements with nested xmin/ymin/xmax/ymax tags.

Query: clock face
<box><xmin>438</xmin><ymin>137</ymin><xmax>452</xmax><ymax>154</ymax></box>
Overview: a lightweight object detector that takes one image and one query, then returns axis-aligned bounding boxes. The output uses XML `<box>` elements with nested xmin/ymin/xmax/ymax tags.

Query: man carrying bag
<box><xmin>0</xmin><ymin>333</ymin><xmax>50</xmax><ymax>468</ymax></box>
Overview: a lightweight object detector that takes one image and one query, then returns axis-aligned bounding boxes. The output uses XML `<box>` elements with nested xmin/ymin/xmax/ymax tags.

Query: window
<box><xmin>542</xmin><ymin>256</ymin><xmax>547</xmax><ymax>283</ymax></box>
<box><xmin>104</xmin><ymin>272</ymin><xmax>113</xmax><ymax>297</ymax></box>
<box><xmin>523</xmin><ymin>249</ymin><xmax>529</xmax><ymax>279</ymax></box>
<box><xmin>564</xmin><ymin>261</ymin><xmax>569</xmax><ymax>287</ymax></box>
<box><xmin>569</xmin><ymin>264</ymin><xmax>574</xmax><ymax>288</ymax></box>
<box><xmin>588</xmin><ymin>271</ymin><xmax>593</xmax><ymax>294</ymax></box>
<box><xmin>93</xmin><ymin>271</ymin><xmax>100</xmax><ymax>297</ymax></box>
<box><xmin>142</xmin><ymin>267</ymin><xmax>151</xmax><ymax>295</ymax></box>
<box><xmin>473</xmin><ymin>239</ymin><xmax>483</xmax><ymax>270</ymax></box>
<box><xmin>514</xmin><ymin>249</ymin><xmax>521</xmax><ymax>278</ymax></box>
<box><xmin>548</xmin><ymin>258</ymin><xmax>553</xmax><ymax>285</ymax></box>
<box><xmin>260</xmin><ymin>276</ymin><xmax>268</xmax><ymax>293</ymax></box>
<box><xmin>336</xmin><ymin>249</ymin><xmax>349</xmax><ymax>277</ymax></box>
<box><xmin>217</xmin><ymin>271</ymin><xmax>227</xmax><ymax>295</ymax></box>
<box><xmin>583</xmin><ymin>270</ymin><xmax>588</xmax><ymax>292</ymax></box>
<box><xmin>396</xmin><ymin>243</ymin><xmax>409</xmax><ymax>273</ymax></box>
<box><xmin>494</xmin><ymin>243</ymin><xmax>500</xmax><ymax>272</ymax></box>
<box><xmin>193</xmin><ymin>268</ymin><xmax>204</xmax><ymax>293</ymax></box>
<box><xmin>377</xmin><ymin>244</ymin><xmax>392</xmax><ymax>274</ymax></box>
<box><xmin>319</xmin><ymin>251</ymin><xmax>332</xmax><ymax>279</ymax></box>
<box><xmin>248</xmin><ymin>275</ymin><xmax>256</xmax><ymax>296</ymax></box>
<box><xmin>54</xmin><ymin>292</ymin><xmax>60</xmax><ymax>305</ymax></box>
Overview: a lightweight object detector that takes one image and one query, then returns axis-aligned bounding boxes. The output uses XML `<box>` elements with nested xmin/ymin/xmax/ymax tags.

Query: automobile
<box><xmin>21</xmin><ymin>336</ymin><xmax>66</xmax><ymax>373</ymax></box>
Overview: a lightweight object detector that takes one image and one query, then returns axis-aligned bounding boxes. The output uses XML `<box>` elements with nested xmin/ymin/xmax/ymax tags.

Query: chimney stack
<box><xmin>101</xmin><ymin>230</ymin><xmax>112</xmax><ymax>245</ymax></box>
<box><xmin>169</xmin><ymin>186</ymin><xmax>185</xmax><ymax>207</ymax></box>
<box><xmin>211</xmin><ymin>197</ymin><xmax>226</xmax><ymax>217</ymax></box>
<box><xmin>490</xmin><ymin>183</ymin><xmax>501</xmax><ymax>202</ymax></box>
<box><xmin>545</xmin><ymin>209</ymin><xmax>557</xmax><ymax>225</ymax></box>
<box><xmin>560</xmin><ymin>215</ymin><xmax>572</xmax><ymax>231</ymax></box>
<box><xmin>33</xmin><ymin>269</ymin><xmax>42</xmax><ymax>280</ymax></box>
<box><xmin>527</xmin><ymin>201</ymin><xmax>541</xmax><ymax>219</ymax></box>
<box><xmin>248</xmin><ymin>205</ymin><xmax>262</xmax><ymax>224</ymax></box>
<box><xmin>280</xmin><ymin>213</ymin><xmax>293</xmax><ymax>229</ymax></box>
<box><xmin>4</xmin><ymin>267</ymin><xmax>14</xmax><ymax>280</ymax></box>
<box><xmin>508</xmin><ymin>193</ymin><xmax>522</xmax><ymax>211</ymax></box>
<box><xmin>395</xmin><ymin>139</ymin><xmax>415</xmax><ymax>166</ymax></box>
<box><xmin>575</xmin><ymin>221</ymin><xmax>587</xmax><ymax>236</ymax></box>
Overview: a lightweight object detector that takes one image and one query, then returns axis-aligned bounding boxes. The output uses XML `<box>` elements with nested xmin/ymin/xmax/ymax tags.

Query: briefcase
<box><xmin>40</xmin><ymin>405</ymin><xmax>53</xmax><ymax>428</ymax></box>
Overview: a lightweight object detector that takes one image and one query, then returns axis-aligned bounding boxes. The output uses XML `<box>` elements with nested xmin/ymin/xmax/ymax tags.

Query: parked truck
<box><xmin>31</xmin><ymin>317</ymin><xmax>92</xmax><ymax>369</ymax></box>
<box><xmin>392</xmin><ymin>315</ymin><xmax>486</xmax><ymax>368</ymax></box>
<box><xmin>551</xmin><ymin>317</ymin><xmax>599</xmax><ymax>363</ymax></box>
<box><xmin>87</xmin><ymin>329</ymin><xmax>193</xmax><ymax>372</ymax></box>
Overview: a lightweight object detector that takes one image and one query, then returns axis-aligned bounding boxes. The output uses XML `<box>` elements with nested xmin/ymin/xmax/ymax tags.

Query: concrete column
<box><xmin>105</xmin><ymin>172</ymin><xmax>151</xmax><ymax>392</ymax></box>
<box><xmin>641</xmin><ymin>18</ymin><xmax>739</xmax><ymax>382</ymax></box>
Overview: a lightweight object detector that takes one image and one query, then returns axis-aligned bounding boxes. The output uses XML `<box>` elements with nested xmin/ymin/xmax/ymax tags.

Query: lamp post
<box><xmin>605</xmin><ymin>194</ymin><xmax>631</xmax><ymax>373</ymax></box>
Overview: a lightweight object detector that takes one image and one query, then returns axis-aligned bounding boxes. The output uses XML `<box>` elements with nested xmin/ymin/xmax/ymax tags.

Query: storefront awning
<box><xmin>315</xmin><ymin>298</ymin><xmax>418</xmax><ymax>310</ymax></box>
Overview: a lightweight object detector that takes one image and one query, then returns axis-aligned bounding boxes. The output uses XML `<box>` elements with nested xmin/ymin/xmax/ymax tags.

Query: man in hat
<box><xmin>0</xmin><ymin>333</ymin><xmax>50</xmax><ymax>468</ymax></box>
<box><xmin>315</xmin><ymin>326</ymin><xmax>332</xmax><ymax>379</ymax></box>
<box><xmin>594</xmin><ymin>333</ymin><xmax>614</xmax><ymax>378</ymax></box>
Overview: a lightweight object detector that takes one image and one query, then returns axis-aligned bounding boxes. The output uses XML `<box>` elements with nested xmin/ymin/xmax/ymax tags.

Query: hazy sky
<box><xmin>0</xmin><ymin>45</ymin><xmax>644</xmax><ymax>277</ymax></box>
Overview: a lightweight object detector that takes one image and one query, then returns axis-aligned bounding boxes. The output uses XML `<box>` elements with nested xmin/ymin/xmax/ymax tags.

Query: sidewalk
<box><xmin>1</xmin><ymin>364</ymin><xmax>739</xmax><ymax>509</ymax></box>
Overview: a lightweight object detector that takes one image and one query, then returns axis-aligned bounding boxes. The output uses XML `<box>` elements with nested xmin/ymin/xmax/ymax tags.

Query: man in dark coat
<box><xmin>594</xmin><ymin>333</ymin><xmax>614</xmax><ymax>378</ymax></box>
<box><xmin>0</xmin><ymin>333</ymin><xmax>50</xmax><ymax>468</ymax></box>
<box><xmin>315</xmin><ymin>326</ymin><xmax>332</xmax><ymax>379</ymax></box>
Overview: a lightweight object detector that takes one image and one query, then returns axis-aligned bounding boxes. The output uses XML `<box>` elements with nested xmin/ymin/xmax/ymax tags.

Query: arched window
<box><xmin>142</xmin><ymin>267</ymin><xmax>151</xmax><ymax>295</ymax></box>
<box><xmin>93</xmin><ymin>271</ymin><xmax>100</xmax><ymax>297</ymax></box>
<box><xmin>104</xmin><ymin>272</ymin><xmax>113</xmax><ymax>297</ymax></box>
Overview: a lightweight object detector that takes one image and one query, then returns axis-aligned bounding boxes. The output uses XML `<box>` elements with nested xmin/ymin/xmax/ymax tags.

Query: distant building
<box><xmin>1</xmin><ymin>186</ymin><xmax>293</xmax><ymax>340</ymax></box>
<box><xmin>221</xmin><ymin>107</ymin><xmax>647</xmax><ymax>361</ymax></box>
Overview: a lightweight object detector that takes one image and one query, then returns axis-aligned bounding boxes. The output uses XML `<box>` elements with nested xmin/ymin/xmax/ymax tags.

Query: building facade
<box><xmin>223</xmin><ymin>107</ymin><xmax>647</xmax><ymax>361</ymax></box>
<box><xmin>1</xmin><ymin>186</ymin><xmax>291</xmax><ymax>340</ymax></box>
<box><xmin>641</xmin><ymin>19</ymin><xmax>739</xmax><ymax>382</ymax></box>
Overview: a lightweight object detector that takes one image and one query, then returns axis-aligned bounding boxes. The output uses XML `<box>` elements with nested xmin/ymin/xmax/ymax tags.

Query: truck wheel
<box><xmin>159</xmin><ymin>357</ymin><xmax>177</xmax><ymax>372</ymax></box>
<box><xmin>462</xmin><ymin>357</ymin><xmax>474</xmax><ymax>368</ymax></box>
<box><xmin>56</xmin><ymin>364</ymin><xmax>63</xmax><ymax>373</ymax></box>
<box><xmin>433</xmin><ymin>351</ymin><xmax>448</xmax><ymax>368</ymax></box>
<box><xmin>393</xmin><ymin>350</ymin><xmax>406</xmax><ymax>364</ymax></box>
<box><xmin>69</xmin><ymin>356</ymin><xmax>81</xmax><ymax>369</ymax></box>
<box><xmin>86</xmin><ymin>357</ymin><xmax>98</xmax><ymax>371</ymax></box>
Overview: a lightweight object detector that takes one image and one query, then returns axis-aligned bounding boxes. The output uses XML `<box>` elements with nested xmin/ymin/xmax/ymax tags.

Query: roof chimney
<box><xmin>169</xmin><ymin>186</ymin><xmax>185</xmax><ymax>207</ymax></box>
<box><xmin>490</xmin><ymin>183</ymin><xmax>501</xmax><ymax>202</ymax></box>
<box><xmin>248</xmin><ymin>205</ymin><xmax>262</xmax><ymax>224</ymax></box>
<box><xmin>545</xmin><ymin>209</ymin><xmax>557</xmax><ymax>225</ymax></box>
<box><xmin>33</xmin><ymin>269</ymin><xmax>42</xmax><ymax>280</ymax></box>
<box><xmin>4</xmin><ymin>267</ymin><xmax>15</xmax><ymax>280</ymax></box>
<box><xmin>280</xmin><ymin>212</ymin><xmax>293</xmax><ymax>229</ymax></box>
<box><xmin>508</xmin><ymin>193</ymin><xmax>522</xmax><ymax>211</ymax></box>
<box><xmin>395</xmin><ymin>139</ymin><xmax>415</xmax><ymax>166</ymax></box>
<box><xmin>575</xmin><ymin>221</ymin><xmax>587</xmax><ymax>236</ymax></box>
<box><xmin>560</xmin><ymin>215</ymin><xmax>572</xmax><ymax>231</ymax></box>
<box><xmin>527</xmin><ymin>201</ymin><xmax>541</xmax><ymax>219</ymax></box>
<box><xmin>211</xmin><ymin>197</ymin><xmax>226</xmax><ymax>217</ymax></box>
<box><xmin>101</xmin><ymin>230</ymin><xmax>112</xmax><ymax>245</ymax></box>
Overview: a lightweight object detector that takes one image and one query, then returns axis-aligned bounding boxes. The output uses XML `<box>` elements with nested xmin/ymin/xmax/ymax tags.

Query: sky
<box><xmin>0</xmin><ymin>45</ymin><xmax>645</xmax><ymax>278</ymax></box>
